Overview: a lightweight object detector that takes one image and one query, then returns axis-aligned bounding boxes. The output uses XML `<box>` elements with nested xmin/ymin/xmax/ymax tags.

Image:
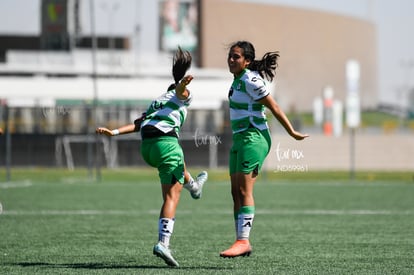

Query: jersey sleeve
<box><xmin>245</xmin><ymin>75</ymin><xmax>269</xmax><ymax>101</ymax></box>
<box><xmin>133</xmin><ymin>112</ymin><xmax>147</xmax><ymax>131</ymax></box>
<box><xmin>178</xmin><ymin>90</ymin><xmax>192</xmax><ymax>106</ymax></box>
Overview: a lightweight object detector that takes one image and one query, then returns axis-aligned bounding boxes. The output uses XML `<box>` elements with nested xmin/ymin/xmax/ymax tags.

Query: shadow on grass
<box><xmin>13</xmin><ymin>261</ymin><xmax>230</xmax><ymax>271</ymax></box>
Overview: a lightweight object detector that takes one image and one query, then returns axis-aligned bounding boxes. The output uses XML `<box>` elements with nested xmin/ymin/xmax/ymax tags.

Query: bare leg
<box><xmin>230</xmin><ymin>172</ymin><xmax>257</xmax><ymax>213</ymax></box>
<box><xmin>154</xmin><ymin>181</ymin><xmax>182</xmax><ymax>267</ymax></box>
<box><xmin>160</xmin><ymin>182</ymin><xmax>183</xmax><ymax>218</ymax></box>
<box><xmin>220</xmin><ymin>172</ymin><xmax>257</xmax><ymax>257</ymax></box>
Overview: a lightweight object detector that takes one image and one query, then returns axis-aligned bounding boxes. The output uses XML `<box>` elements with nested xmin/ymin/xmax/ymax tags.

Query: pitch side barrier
<box><xmin>55</xmin><ymin>132</ymin><xmax>220</xmax><ymax>170</ymax></box>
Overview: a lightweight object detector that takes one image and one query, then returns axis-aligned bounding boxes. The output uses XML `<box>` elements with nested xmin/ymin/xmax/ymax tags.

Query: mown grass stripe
<box><xmin>2</xmin><ymin>209</ymin><xmax>413</xmax><ymax>216</ymax></box>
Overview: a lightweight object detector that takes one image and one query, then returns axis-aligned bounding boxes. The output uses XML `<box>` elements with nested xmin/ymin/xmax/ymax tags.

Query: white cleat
<box><xmin>153</xmin><ymin>242</ymin><xmax>179</xmax><ymax>267</ymax></box>
<box><xmin>190</xmin><ymin>171</ymin><xmax>208</xmax><ymax>199</ymax></box>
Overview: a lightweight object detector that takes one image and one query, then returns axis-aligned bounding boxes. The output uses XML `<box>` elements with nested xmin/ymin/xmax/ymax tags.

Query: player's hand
<box><xmin>290</xmin><ymin>130</ymin><xmax>309</xmax><ymax>140</ymax></box>
<box><xmin>180</xmin><ymin>75</ymin><xmax>193</xmax><ymax>86</ymax></box>
<box><xmin>96</xmin><ymin>127</ymin><xmax>113</xmax><ymax>136</ymax></box>
<box><xmin>176</xmin><ymin>75</ymin><xmax>193</xmax><ymax>100</ymax></box>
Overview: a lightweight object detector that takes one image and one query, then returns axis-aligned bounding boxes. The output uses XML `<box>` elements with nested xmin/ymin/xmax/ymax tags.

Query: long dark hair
<box><xmin>167</xmin><ymin>46</ymin><xmax>192</xmax><ymax>91</ymax></box>
<box><xmin>230</xmin><ymin>41</ymin><xmax>279</xmax><ymax>82</ymax></box>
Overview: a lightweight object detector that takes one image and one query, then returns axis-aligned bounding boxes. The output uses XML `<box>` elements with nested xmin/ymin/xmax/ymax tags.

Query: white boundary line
<box><xmin>0</xmin><ymin>180</ymin><xmax>33</xmax><ymax>189</ymax></box>
<box><xmin>256</xmin><ymin>209</ymin><xmax>413</xmax><ymax>215</ymax></box>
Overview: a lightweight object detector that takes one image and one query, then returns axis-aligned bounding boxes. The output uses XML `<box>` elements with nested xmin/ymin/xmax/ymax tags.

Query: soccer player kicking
<box><xmin>96</xmin><ymin>47</ymin><xmax>208</xmax><ymax>267</ymax></box>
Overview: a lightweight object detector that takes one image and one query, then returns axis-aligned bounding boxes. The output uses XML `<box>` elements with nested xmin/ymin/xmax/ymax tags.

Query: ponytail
<box><xmin>168</xmin><ymin>46</ymin><xmax>192</xmax><ymax>91</ymax></box>
<box><xmin>249</xmin><ymin>51</ymin><xmax>279</xmax><ymax>82</ymax></box>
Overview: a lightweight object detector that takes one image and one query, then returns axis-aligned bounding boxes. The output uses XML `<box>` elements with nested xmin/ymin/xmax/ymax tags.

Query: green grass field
<box><xmin>1</xmin><ymin>168</ymin><xmax>413</xmax><ymax>274</ymax></box>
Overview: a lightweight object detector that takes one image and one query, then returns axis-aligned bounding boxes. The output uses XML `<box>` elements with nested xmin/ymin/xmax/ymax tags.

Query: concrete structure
<box><xmin>200</xmin><ymin>0</ymin><xmax>377</xmax><ymax>111</ymax></box>
<box><xmin>264</xmin><ymin>133</ymin><xmax>414</xmax><ymax>172</ymax></box>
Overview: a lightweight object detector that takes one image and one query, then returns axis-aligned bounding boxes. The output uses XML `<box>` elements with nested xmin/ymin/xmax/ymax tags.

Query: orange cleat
<box><xmin>220</xmin><ymin>240</ymin><xmax>252</xmax><ymax>258</ymax></box>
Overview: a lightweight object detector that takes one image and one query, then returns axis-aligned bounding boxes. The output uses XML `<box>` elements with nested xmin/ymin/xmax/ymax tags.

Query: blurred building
<box><xmin>200</xmin><ymin>0</ymin><xmax>377</xmax><ymax>111</ymax></box>
<box><xmin>4</xmin><ymin>0</ymin><xmax>411</xmax><ymax>170</ymax></box>
<box><xmin>0</xmin><ymin>0</ymin><xmax>377</xmax><ymax>113</ymax></box>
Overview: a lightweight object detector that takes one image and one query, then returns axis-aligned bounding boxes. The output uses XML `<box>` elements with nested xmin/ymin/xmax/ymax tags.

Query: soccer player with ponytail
<box><xmin>220</xmin><ymin>41</ymin><xmax>308</xmax><ymax>258</ymax></box>
<box><xmin>96</xmin><ymin>47</ymin><xmax>207</xmax><ymax>267</ymax></box>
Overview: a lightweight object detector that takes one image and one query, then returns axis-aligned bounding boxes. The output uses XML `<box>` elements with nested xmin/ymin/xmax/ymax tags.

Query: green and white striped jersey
<box><xmin>141</xmin><ymin>90</ymin><xmax>192</xmax><ymax>136</ymax></box>
<box><xmin>228</xmin><ymin>68</ymin><xmax>269</xmax><ymax>133</ymax></box>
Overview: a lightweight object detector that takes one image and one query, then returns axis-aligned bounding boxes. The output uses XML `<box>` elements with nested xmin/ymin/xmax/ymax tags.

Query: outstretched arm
<box><xmin>0</xmin><ymin>128</ymin><xmax>3</xmax><ymax>135</ymax></box>
<box><xmin>258</xmin><ymin>95</ymin><xmax>309</xmax><ymax>140</ymax></box>
<box><xmin>96</xmin><ymin>112</ymin><xmax>146</xmax><ymax>137</ymax></box>
<box><xmin>96</xmin><ymin>124</ymin><xmax>135</xmax><ymax>137</ymax></box>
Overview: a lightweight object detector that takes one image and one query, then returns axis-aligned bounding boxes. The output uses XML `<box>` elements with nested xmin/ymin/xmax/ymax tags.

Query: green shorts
<box><xmin>141</xmin><ymin>136</ymin><xmax>185</xmax><ymax>184</ymax></box>
<box><xmin>229</xmin><ymin>127</ymin><xmax>271</xmax><ymax>175</ymax></box>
